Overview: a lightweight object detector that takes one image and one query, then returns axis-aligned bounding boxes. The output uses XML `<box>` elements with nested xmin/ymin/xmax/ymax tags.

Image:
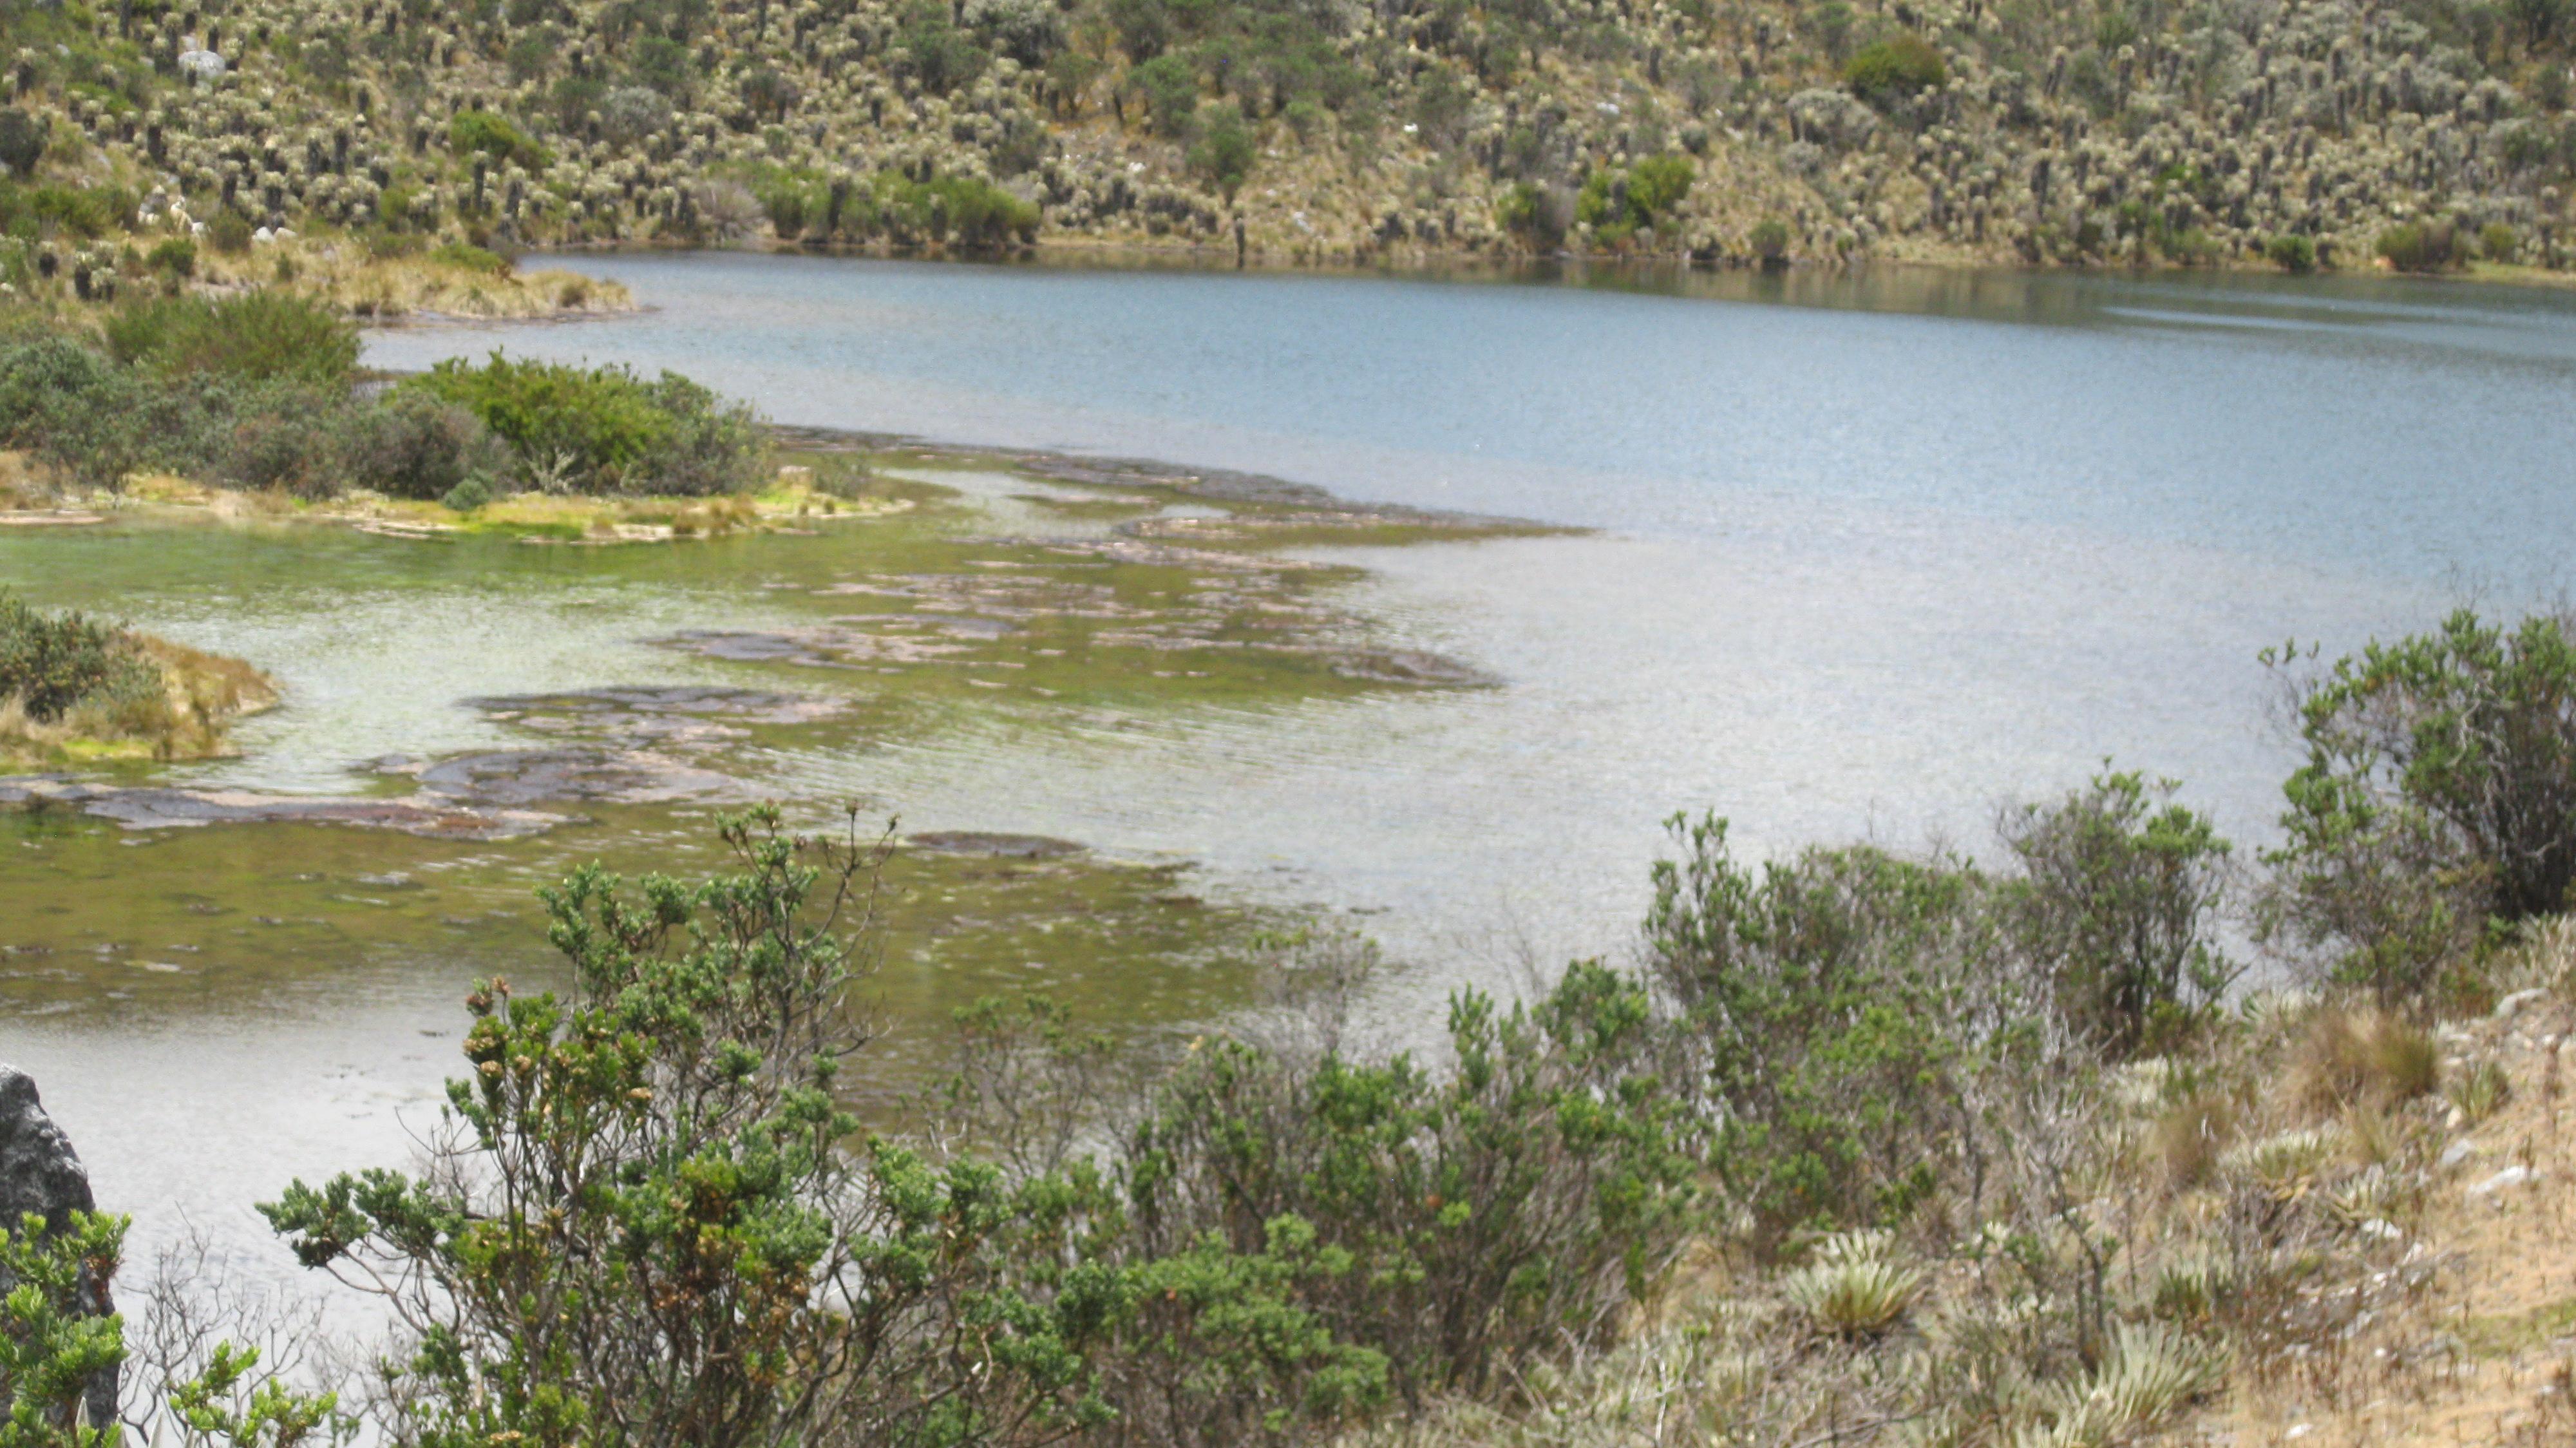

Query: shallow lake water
<box><xmin>8</xmin><ymin>253</ymin><xmax>2576</xmax><ymax>1301</ymax></box>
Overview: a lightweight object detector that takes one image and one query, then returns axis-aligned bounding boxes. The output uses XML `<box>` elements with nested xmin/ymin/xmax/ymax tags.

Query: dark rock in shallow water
<box><xmin>904</xmin><ymin>831</ymin><xmax>1086</xmax><ymax>860</ymax></box>
<box><xmin>0</xmin><ymin>776</ymin><xmax>564</xmax><ymax>839</ymax></box>
<box><xmin>0</xmin><ymin>1067</ymin><xmax>117</xmax><ymax>1431</ymax></box>
<box><xmin>396</xmin><ymin>747</ymin><xmax>741</xmax><ymax>807</ymax></box>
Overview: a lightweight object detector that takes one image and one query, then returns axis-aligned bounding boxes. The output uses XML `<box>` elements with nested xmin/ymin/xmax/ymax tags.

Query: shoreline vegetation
<box><xmin>11</xmin><ymin>609</ymin><xmax>2576</xmax><ymax>1447</ymax></box>
<box><xmin>0</xmin><ymin>586</ymin><xmax>272</xmax><ymax>764</ymax></box>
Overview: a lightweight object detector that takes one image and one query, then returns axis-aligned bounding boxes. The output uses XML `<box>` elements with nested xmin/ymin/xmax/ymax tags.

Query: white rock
<box><xmin>252</xmin><ymin>226</ymin><xmax>274</xmax><ymax>243</ymax></box>
<box><xmin>2439</xmin><ymin>1139</ymin><xmax>2478</xmax><ymax>1170</ymax></box>
<box><xmin>2496</xmin><ymin>987</ymin><xmax>2548</xmax><ymax>1022</ymax></box>
<box><xmin>2467</xmin><ymin>1164</ymin><xmax>2536</xmax><ymax>1197</ymax></box>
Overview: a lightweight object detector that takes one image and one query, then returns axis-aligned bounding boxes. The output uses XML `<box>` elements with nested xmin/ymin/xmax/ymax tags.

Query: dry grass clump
<box><xmin>2289</xmin><ymin>1006</ymin><xmax>2441</xmax><ymax>1116</ymax></box>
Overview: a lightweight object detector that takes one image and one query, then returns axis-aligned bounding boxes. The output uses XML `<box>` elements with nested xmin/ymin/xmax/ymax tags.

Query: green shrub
<box><xmin>2375</xmin><ymin>220</ymin><xmax>2464</xmax><ymax>272</ymax></box>
<box><xmin>1132</xmin><ymin>53</ymin><xmax>1200</xmax><ymax>137</ymax></box>
<box><xmin>0</xmin><ymin>587</ymin><xmax>157</xmax><ymax>721</ymax></box>
<box><xmin>144</xmin><ymin>236</ymin><xmax>196</xmax><ymax>278</ymax></box>
<box><xmin>1110</xmin><ymin>955</ymin><xmax>1700</xmax><ymax>1420</ymax></box>
<box><xmin>1645</xmin><ymin>817</ymin><xmax>2011</xmax><ymax>1247</ymax></box>
<box><xmin>1843</xmin><ymin>33</ymin><xmax>1947</xmax><ymax>104</ymax></box>
<box><xmin>1750</xmin><ymin>217</ymin><xmax>1792</xmax><ymax>265</ymax></box>
<box><xmin>205</xmin><ymin>211</ymin><xmax>253</xmax><ymax>255</ymax></box>
<box><xmin>439</xmin><ymin>473</ymin><xmax>493</xmax><ymax>512</ymax></box>
<box><xmin>2264</xmin><ymin>611</ymin><xmax>2576</xmax><ymax>998</ymax></box>
<box><xmin>262</xmin><ymin>812</ymin><xmax>1096</xmax><ymax>1448</ymax></box>
<box><xmin>448</xmin><ymin>109</ymin><xmax>552</xmax><ymax>169</ymax></box>
<box><xmin>417</xmin><ymin>353</ymin><xmax>764</xmax><ymax>495</ymax></box>
<box><xmin>0</xmin><ymin>1207</ymin><xmax>127</xmax><ymax>1442</ymax></box>
<box><xmin>0</xmin><ymin>108</ymin><xmax>44</xmax><ymax>178</ymax></box>
<box><xmin>2265</xmin><ymin>233</ymin><xmax>2317</xmax><ymax>273</ymax></box>
<box><xmin>212</xmin><ymin>387</ymin><xmax>345</xmax><ymax>497</ymax></box>
<box><xmin>341</xmin><ymin>389</ymin><xmax>505</xmax><ymax>500</ymax></box>
<box><xmin>2002</xmin><ymin>770</ymin><xmax>2237</xmax><ymax>1056</ymax></box>
<box><xmin>1186</xmin><ymin>103</ymin><xmax>1256</xmax><ymax>204</ymax></box>
<box><xmin>1573</xmin><ymin>153</ymin><xmax>1696</xmax><ymax>244</ymax></box>
<box><xmin>2481</xmin><ymin>220</ymin><xmax>2521</xmax><ymax>263</ymax></box>
<box><xmin>103</xmin><ymin>292</ymin><xmax>360</xmax><ymax>386</ymax></box>
<box><xmin>426</xmin><ymin>240</ymin><xmax>512</xmax><ymax>275</ymax></box>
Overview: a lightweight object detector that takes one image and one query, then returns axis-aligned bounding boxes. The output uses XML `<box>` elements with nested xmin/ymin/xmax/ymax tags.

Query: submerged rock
<box><xmin>392</xmin><ymin>747</ymin><xmax>741</xmax><ymax>807</ymax></box>
<box><xmin>905</xmin><ymin>831</ymin><xmax>1087</xmax><ymax>860</ymax></box>
<box><xmin>0</xmin><ymin>1067</ymin><xmax>117</xmax><ymax>1431</ymax></box>
<box><xmin>0</xmin><ymin>776</ymin><xmax>563</xmax><ymax>839</ymax></box>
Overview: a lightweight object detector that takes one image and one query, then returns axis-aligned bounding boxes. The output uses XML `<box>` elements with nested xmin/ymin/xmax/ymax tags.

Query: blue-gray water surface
<box><xmin>368</xmin><ymin>256</ymin><xmax>2576</xmax><ymax>960</ymax></box>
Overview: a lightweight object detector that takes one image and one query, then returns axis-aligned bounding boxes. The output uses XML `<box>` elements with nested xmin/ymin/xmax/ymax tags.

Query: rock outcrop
<box><xmin>0</xmin><ymin>1067</ymin><xmax>118</xmax><ymax>1432</ymax></box>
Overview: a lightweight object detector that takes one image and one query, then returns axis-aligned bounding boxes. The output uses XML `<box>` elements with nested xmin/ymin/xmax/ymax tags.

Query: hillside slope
<box><xmin>1</xmin><ymin>0</ymin><xmax>2571</xmax><ymax>280</ymax></box>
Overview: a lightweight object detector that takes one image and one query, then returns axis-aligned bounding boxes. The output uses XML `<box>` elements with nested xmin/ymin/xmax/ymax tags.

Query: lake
<box><xmin>8</xmin><ymin>252</ymin><xmax>2575</xmax><ymax>1291</ymax></box>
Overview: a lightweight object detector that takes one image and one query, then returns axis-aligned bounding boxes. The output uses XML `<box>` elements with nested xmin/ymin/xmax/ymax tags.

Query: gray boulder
<box><xmin>0</xmin><ymin>1066</ymin><xmax>118</xmax><ymax>1431</ymax></box>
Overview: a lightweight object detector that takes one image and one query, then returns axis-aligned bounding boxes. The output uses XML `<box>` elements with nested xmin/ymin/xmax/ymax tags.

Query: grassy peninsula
<box><xmin>0</xmin><ymin>0</ymin><xmax>2562</xmax><ymax>287</ymax></box>
<box><xmin>0</xmin><ymin>586</ymin><xmax>271</xmax><ymax>761</ymax></box>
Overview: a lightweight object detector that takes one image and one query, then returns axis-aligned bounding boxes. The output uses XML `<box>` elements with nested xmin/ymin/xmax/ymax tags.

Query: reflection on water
<box><xmin>8</xmin><ymin>254</ymin><xmax>2576</xmax><ymax>1301</ymax></box>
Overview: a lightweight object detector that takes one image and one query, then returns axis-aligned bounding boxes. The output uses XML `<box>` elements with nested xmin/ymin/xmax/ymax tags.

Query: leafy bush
<box><xmin>1132</xmin><ymin>53</ymin><xmax>1200</xmax><ymax>136</ymax></box>
<box><xmin>425</xmin><ymin>240</ymin><xmax>511</xmax><ymax>276</ymax></box>
<box><xmin>0</xmin><ymin>108</ymin><xmax>44</xmax><ymax>178</ymax></box>
<box><xmin>104</xmin><ymin>293</ymin><xmax>359</xmax><ymax>386</ymax></box>
<box><xmin>2002</xmin><ymin>770</ymin><xmax>2237</xmax><ymax>1056</ymax></box>
<box><xmin>339</xmin><ymin>389</ymin><xmax>504</xmax><ymax>500</ymax></box>
<box><xmin>1750</xmin><ymin>217</ymin><xmax>1792</xmax><ymax>265</ymax></box>
<box><xmin>0</xmin><ymin>1208</ymin><xmax>126</xmax><ymax>1443</ymax></box>
<box><xmin>144</xmin><ymin>238</ymin><xmax>196</xmax><ymax>279</ymax></box>
<box><xmin>2265</xmin><ymin>233</ymin><xmax>2316</xmax><ymax>272</ymax></box>
<box><xmin>447</xmin><ymin>110</ymin><xmax>551</xmax><ymax>169</ymax></box>
<box><xmin>417</xmin><ymin>354</ymin><xmax>764</xmax><ymax>495</ymax></box>
<box><xmin>211</xmin><ymin>388</ymin><xmax>345</xmax><ymax>497</ymax></box>
<box><xmin>262</xmin><ymin>812</ymin><xmax>1093</xmax><ymax>1448</ymax></box>
<box><xmin>439</xmin><ymin>475</ymin><xmax>493</xmax><ymax>513</ymax></box>
<box><xmin>1844</xmin><ymin>33</ymin><xmax>1947</xmax><ymax>103</ymax></box>
<box><xmin>1186</xmin><ymin>104</ymin><xmax>1256</xmax><ymax>204</ymax></box>
<box><xmin>2481</xmin><ymin>220</ymin><xmax>2520</xmax><ymax>262</ymax></box>
<box><xmin>1645</xmin><ymin>817</ymin><xmax>2014</xmax><ymax>1246</ymax></box>
<box><xmin>2375</xmin><ymin>220</ymin><xmax>2464</xmax><ymax>272</ymax></box>
<box><xmin>1573</xmin><ymin>153</ymin><xmax>1695</xmax><ymax>243</ymax></box>
<box><xmin>0</xmin><ymin>587</ymin><xmax>158</xmax><ymax>722</ymax></box>
<box><xmin>205</xmin><ymin>211</ymin><xmax>252</xmax><ymax>255</ymax></box>
<box><xmin>1110</xmin><ymin>956</ymin><xmax>1700</xmax><ymax>1421</ymax></box>
<box><xmin>2264</xmin><ymin>612</ymin><xmax>2576</xmax><ymax>996</ymax></box>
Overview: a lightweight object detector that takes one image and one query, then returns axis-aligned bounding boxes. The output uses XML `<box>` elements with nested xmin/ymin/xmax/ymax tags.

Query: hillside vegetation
<box><xmin>0</xmin><ymin>0</ymin><xmax>2566</xmax><ymax>278</ymax></box>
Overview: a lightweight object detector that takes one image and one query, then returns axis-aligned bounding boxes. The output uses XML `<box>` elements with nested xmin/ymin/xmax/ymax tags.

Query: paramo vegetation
<box><xmin>0</xmin><ymin>290</ymin><xmax>765</xmax><ymax>506</ymax></box>
<box><xmin>0</xmin><ymin>0</ymin><xmax>2563</xmax><ymax>276</ymax></box>
<box><xmin>11</xmin><ymin>606</ymin><xmax>2576</xmax><ymax>1445</ymax></box>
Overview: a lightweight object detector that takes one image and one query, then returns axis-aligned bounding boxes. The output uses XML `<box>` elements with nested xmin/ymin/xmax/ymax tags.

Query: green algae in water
<box><xmin>0</xmin><ymin>804</ymin><xmax>1273</xmax><ymax>1098</ymax></box>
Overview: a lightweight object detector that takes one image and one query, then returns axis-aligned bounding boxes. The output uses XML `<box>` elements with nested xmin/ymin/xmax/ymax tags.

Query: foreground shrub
<box><xmin>1644</xmin><ymin>818</ymin><xmax>2023</xmax><ymax>1246</ymax></box>
<box><xmin>2003</xmin><ymin>770</ymin><xmax>2237</xmax><ymax>1056</ymax></box>
<box><xmin>259</xmin><ymin>814</ymin><xmax>1702</xmax><ymax>1447</ymax></box>
<box><xmin>0</xmin><ymin>1207</ymin><xmax>126</xmax><ymax>1443</ymax></box>
<box><xmin>2264</xmin><ymin>611</ymin><xmax>2576</xmax><ymax>995</ymax></box>
<box><xmin>415</xmin><ymin>354</ymin><xmax>764</xmax><ymax>495</ymax></box>
<box><xmin>1110</xmin><ymin>956</ymin><xmax>1700</xmax><ymax>1425</ymax></box>
<box><xmin>1573</xmin><ymin>153</ymin><xmax>1694</xmax><ymax>244</ymax></box>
